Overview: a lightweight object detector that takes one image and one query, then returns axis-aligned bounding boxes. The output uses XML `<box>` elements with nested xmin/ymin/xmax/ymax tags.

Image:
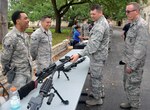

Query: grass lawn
<box><xmin>0</xmin><ymin>27</ymin><xmax>71</xmax><ymax>49</ymax></box>
<box><xmin>51</xmin><ymin>27</ymin><xmax>71</xmax><ymax>46</ymax></box>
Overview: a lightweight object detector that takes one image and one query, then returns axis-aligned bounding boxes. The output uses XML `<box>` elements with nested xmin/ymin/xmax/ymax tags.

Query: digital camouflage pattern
<box><xmin>1</xmin><ymin>27</ymin><xmax>32</xmax><ymax>89</ymax></box>
<box><xmin>81</xmin><ymin>23</ymin><xmax>89</xmax><ymax>37</ymax></box>
<box><xmin>80</xmin><ymin>15</ymin><xmax>110</xmax><ymax>99</ymax></box>
<box><xmin>30</xmin><ymin>26</ymin><xmax>52</xmax><ymax>72</ymax></box>
<box><xmin>123</xmin><ymin>16</ymin><xmax>149</xmax><ymax>108</ymax></box>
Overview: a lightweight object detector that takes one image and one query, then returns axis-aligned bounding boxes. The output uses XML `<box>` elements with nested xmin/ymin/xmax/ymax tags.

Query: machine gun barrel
<box><xmin>35</xmin><ymin>63</ymin><xmax>56</xmax><ymax>83</ymax></box>
<box><xmin>63</xmin><ymin>57</ymin><xmax>86</xmax><ymax>72</ymax></box>
<box><xmin>35</xmin><ymin>56</ymin><xmax>71</xmax><ymax>83</ymax></box>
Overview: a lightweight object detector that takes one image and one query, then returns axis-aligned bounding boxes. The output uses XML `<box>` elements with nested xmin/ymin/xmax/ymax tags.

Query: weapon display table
<box><xmin>1</xmin><ymin>49</ymin><xmax>90</xmax><ymax>110</ymax></box>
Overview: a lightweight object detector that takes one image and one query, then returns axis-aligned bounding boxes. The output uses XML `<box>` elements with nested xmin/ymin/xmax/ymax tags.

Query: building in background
<box><xmin>142</xmin><ymin>0</ymin><xmax>150</xmax><ymax>32</ymax></box>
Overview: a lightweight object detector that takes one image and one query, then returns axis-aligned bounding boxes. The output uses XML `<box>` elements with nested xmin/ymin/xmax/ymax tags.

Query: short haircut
<box><xmin>82</xmin><ymin>18</ymin><xmax>88</xmax><ymax>22</ymax></box>
<box><xmin>75</xmin><ymin>25</ymin><xmax>81</xmax><ymax>29</ymax></box>
<box><xmin>74</xmin><ymin>20</ymin><xmax>78</xmax><ymax>25</ymax></box>
<box><xmin>41</xmin><ymin>15</ymin><xmax>51</xmax><ymax>21</ymax></box>
<box><xmin>11</xmin><ymin>10</ymin><xmax>25</xmax><ymax>25</ymax></box>
<box><xmin>128</xmin><ymin>2</ymin><xmax>141</xmax><ymax>11</ymax></box>
<box><xmin>90</xmin><ymin>4</ymin><xmax>103</xmax><ymax>11</ymax></box>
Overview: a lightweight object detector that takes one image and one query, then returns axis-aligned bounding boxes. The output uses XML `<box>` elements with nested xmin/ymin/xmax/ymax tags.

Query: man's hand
<box><xmin>71</xmin><ymin>54</ymin><xmax>79</xmax><ymax>62</ymax></box>
<box><xmin>83</xmin><ymin>36</ymin><xmax>89</xmax><ymax>40</ymax></box>
<box><xmin>126</xmin><ymin>66</ymin><xmax>133</xmax><ymax>74</ymax></box>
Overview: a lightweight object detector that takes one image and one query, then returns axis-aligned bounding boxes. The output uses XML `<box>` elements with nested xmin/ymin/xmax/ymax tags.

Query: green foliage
<box><xmin>9</xmin><ymin>0</ymin><xmax>54</xmax><ymax>21</ymax></box>
<box><xmin>91</xmin><ymin>0</ymin><xmax>127</xmax><ymax>21</ymax></box>
<box><xmin>90</xmin><ymin>0</ymin><xmax>146</xmax><ymax>21</ymax></box>
<box><xmin>8</xmin><ymin>0</ymin><xmax>147</xmax><ymax>28</ymax></box>
<box><xmin>65</xmin><ymin>3</ymin><xmax>90</xmax><ymax>21</ymax></box>
<box><xmin>8</xmin><ymin>21</ymin><xmax>13</xmax><ymax>28</ymax></box>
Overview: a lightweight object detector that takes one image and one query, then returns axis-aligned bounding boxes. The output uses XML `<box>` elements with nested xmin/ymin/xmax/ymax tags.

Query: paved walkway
<box><xmin>76</xmin><ymin>28</ymin><xmax>150</xmax><ymax>110</ymax></box>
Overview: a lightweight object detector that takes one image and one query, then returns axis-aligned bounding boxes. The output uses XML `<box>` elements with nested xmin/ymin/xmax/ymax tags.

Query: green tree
<box><xmin>65</xmin><ymin>3</ymin><xmax>90</xmax><ymax>24</ymax></box>
<box><xmin>51</xmin><ymin>0</ymin><xmax>90</xmax><ymax>33</ymax></box>
<box><xmin>93</xmin><ymin>0</ymin><xmax>147</xmax><ymax>25</ymax></box>
<box><xmin>0</xmin><ymin>0</ymin><xmax>8</xmax><ymax>43</ymax></box>
<box><xmin>9</xmin><ymin>0</ymin><xmax>53</xmax><ymax>21</ymax></box>
<box><xmin>8</xmin><ymin>0</ymin><xmax>148</xmax><ymax>33</ymax></box>
<box><xmin>9</xmin><ymin>0</ymin><xmax>91</xmax><ymax>33</ymax></box>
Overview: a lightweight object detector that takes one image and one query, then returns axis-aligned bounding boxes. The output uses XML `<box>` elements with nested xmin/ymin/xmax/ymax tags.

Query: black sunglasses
<box><xmin>126</xmin><ymin>10</ymin><xmax>136</xmax><ymax>14</ymax></box>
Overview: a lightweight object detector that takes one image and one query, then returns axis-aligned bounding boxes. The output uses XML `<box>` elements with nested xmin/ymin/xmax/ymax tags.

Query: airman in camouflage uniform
<box><xmin>71</xmin><ymin>4</ymin><xmax>109</xmax><ymax>106</ymax></box>
<box><xmin>120</xmin><ymin>2</ymin><xmax>149</xmax><ymax>110</ymax></box>
<box><xmin>30</xmin><ymin>15</ymin><xmax>52</xmax><ymax>72</ymax></box>
<box><xmin>1</xmin><ymin>11</ymin><xmax>32</xmax><ymax>89</ymax></box>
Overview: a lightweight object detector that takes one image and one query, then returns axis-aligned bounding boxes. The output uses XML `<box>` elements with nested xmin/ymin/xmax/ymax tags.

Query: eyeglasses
<box><xmin>126</xmin><ymin>10</ymin><xmax>136</xmax><ymax>14</ymax></box>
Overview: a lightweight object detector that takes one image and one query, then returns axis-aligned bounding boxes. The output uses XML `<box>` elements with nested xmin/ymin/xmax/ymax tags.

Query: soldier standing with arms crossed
<box><xmin>1</xmin><ymin>11</ymin><xmax>32</xmax><ymax>89</ymax></box>
<box><xmin>120</xmin><ymin>2</ymin><xmax>149</xmax><ymax>110</ymax></box>
<box><xmin>30</xmin><ymin>15</ymin><xmax>53</xmax><ymax>72</ymax></box>
<box><xmin>71</xmin><ymin>4</ymin><xmax>110</xmax><ymax>106</ymax></box>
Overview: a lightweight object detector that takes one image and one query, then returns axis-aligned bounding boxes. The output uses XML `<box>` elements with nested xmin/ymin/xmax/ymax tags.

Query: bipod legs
<box><xmin>52</xmin><ymin>86</ymin><xmax>69</xmax><ymax>105</ymax></box>
<box><xmin>57</xmin><ymin>71</ymin><xmax>70</xmax><ymax>80</ymax></box>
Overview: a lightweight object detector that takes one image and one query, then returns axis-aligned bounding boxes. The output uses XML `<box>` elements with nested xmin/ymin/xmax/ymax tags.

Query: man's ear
<box><xmin>16</xmin><ymin>19</ymin><xmax>20</xmax><ymax>24</ymax></box>
<box><xmin>135</xmin><ymin>10</ymin><xmax>139</xmax><ymax>15</ymax></box>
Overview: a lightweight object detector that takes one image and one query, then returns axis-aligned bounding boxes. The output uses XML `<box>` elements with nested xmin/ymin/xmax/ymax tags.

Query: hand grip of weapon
<box><xmin>47</xmin><ymin>93</ymin><xmax>55</xmax><ymax>105</ymax></box>
<box><xmin>63</xmin><ymin>57</ymin><xmax>86</xmax><ymax>72</ymax></box>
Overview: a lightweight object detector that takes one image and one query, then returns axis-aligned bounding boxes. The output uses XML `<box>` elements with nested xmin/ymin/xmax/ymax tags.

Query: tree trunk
<box><xmin>0</xmin><ymin>0</ymin><xmax>8</xmax><ymax>43</ymax></box>
<box><xmin>55</xmin><ymin>14</ymin><xmax>61</xmax><ymax>33</ymax></box>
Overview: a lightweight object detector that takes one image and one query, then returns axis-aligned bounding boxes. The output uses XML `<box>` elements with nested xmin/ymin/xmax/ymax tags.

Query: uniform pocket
<box><xmin>127</xmin><ymin>31</ymin><xmax>136</xmax><ymax>45</ymax></box>
<box><xmin>129</xmin><ymin>71</ymin><xmax>142</xmax><ymax>84</ymax></box>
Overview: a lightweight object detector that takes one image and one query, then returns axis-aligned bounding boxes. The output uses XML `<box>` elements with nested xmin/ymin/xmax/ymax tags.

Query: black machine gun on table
<box><xmin>35</xmin><ymin>56</ymin><xmax>71</xmax><ymax>82</ymax></box>
<box><xmin>27</xmin><ymin>56</ymin><xmax>86</xmax><ymax>110</ymax></box>
<box><xmin>63</xmin><ymin>57</ymin><xmax>86</xmax><ymax>72</ymax></box>
<box><xmin>57</xmin><ymin>56</ymin><xmax>86</xmax><ymax>80</ymax></box>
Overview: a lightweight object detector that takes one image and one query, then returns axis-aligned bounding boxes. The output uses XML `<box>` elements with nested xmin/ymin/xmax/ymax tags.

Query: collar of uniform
<box><xmin>130</xmin><ymin>16</ymin><xmax>140</xmax><ymax>27</ymax></box>
<box><xmin>13</xmin><ymin>26</ymin><xmax>26</xmax><ymax>39</ymax></box>
<box><xmin>95</xmin><ymin>15</ymin><xmax>104</xmax><ymax>24</ymax></box>
<box><xmin>40</xmin><ymin>25</ymin><xmax>48</xmax><ymax>34</ymax></box>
